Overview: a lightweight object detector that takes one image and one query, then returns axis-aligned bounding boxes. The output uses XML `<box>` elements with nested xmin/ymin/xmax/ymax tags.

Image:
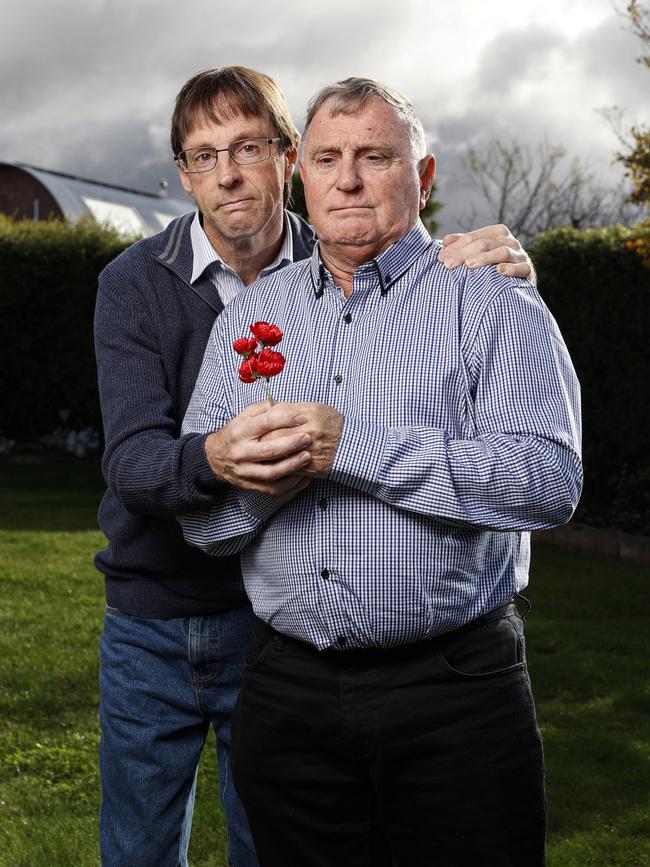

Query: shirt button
<box><xmin>343</xmin><ymin>313</ymin><xmax>352</xmax><ymax>324</ymax></box>
<box><xmin>334</xmin><ymin>374</ymin><xmax>343</xmax><ymax>384</ymax></box>
<box><xmin>318</xmin><ymin>498</ymin><xmax>328</xmax><ymax>510</ymax></box>
<box><xmin>321</xmin><ymin>568</ymin><xmax>330</xmax><ymax>580</ymax></box>
<box><xmin>337</xmin><ymin>636</ymin><xmax>347</xmax><ymax>646</ymax></box>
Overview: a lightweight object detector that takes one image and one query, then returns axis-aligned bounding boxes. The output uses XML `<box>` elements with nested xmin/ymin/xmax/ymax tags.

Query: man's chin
<box><xmin>210</xmin><ymin>215</ymin><xmax>262</xmax><ymax>241</ymax></box>
<box><xmin>324</xmin><ymin>230</ymin><xmax>376</xmax><ymax>247</ymax></box>
<box><xmin>319</xmin><ymin>218</ymin><xmax>375</xmax><ymax>245</ymax></box>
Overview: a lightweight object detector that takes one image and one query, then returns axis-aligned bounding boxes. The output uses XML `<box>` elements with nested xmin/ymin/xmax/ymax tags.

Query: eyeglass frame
<box><xmin>175</xmin><ymin>137</ymin><xmax>282</xmax><ymax>173</ymax></box>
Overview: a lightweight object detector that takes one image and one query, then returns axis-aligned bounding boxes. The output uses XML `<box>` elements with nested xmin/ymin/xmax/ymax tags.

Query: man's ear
<box><xmin>418</xmin><ymin>155</ymin><xmax>436</xmax><ymax>210</ymax></box>
<box><xmin>284</xmin><ymin>147</ymin><xmax>298</xmax><ymax>182</ymax></box>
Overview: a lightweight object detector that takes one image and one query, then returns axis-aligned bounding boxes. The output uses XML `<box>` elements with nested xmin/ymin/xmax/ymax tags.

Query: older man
<box><xmin>181</xmin><ymin>77</ymin><xmax>582</xmax><ymax>867</ymax></box>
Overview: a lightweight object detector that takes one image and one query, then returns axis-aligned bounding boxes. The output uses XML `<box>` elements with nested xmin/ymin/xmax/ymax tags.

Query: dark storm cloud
<box><xmin>469</xmin><ymin>26</ymin><xmax>564</xmax><ymax>98</ymax></box>
<box><xmin>0</xmin><ymin>1</ymin><xmax>646</xmax><ymax>229</ymax></box>
<box><xmin>575</xmin><ymin>11</ymin><xmax>649</xmax><ymax>108</ymax></box>
<box><xmin>0</xmin><ymin>0</ymin><xmax>400</xmax><ymax>194</ymax></box>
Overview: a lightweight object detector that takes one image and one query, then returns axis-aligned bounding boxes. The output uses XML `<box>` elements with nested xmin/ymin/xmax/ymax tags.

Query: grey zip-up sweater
<box><xmin>94</xmin><ymin>211</ymin><xmax>316</xmax><ymax>617</ymax></box>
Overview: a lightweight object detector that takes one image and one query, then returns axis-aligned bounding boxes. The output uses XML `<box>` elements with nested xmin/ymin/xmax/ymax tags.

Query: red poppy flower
<box><xmin>238</xmin><ymin>354</ymin><xmax>259</xmax><ymax>383</ymax></box>
<box><xmin>256</xmin><ymin>348</ymin><xmax>285</xmax><ymax>378</ymax></box>
<box><xmin>233</xmin><ymin>321</ymin><xmax>285</xmax><ymax>404</ymax></box>
<box><xmin>250</xmin><ymin>321</ymin><xmax>283</xmax><ymax>346</ymax></box>
<box><xmin>232</xmin><ymin>336</ymin><xmax>257</xmax><ymax>357</ymax></box>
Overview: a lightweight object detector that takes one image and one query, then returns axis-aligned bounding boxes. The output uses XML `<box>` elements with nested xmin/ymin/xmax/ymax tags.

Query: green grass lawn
<box><xmin>0</xmin><ymin>458</ymin><xmax>648</xmax><ymax>866</ymax></box>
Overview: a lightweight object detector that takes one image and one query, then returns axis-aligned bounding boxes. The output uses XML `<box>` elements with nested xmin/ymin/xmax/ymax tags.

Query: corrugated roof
<box><xmin>9</xmin><ymin>162</ymin><xmax>190</xmax><ymax>236</ymax></box>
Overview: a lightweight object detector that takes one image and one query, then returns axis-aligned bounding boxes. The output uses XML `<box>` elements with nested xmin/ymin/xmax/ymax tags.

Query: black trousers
<box><xmin>232</xmin><ymin>602</ymin><xmax>546</xmax><ymax>867</ymax></box>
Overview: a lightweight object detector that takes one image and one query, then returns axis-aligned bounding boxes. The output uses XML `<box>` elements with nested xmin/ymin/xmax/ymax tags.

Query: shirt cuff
<box><xmin>238</xmin><ymin>490</ymin><xmax>286</xmax><ymax>523</ymax></box>
<box><xmin>328</xmin><ymin>415</ymin><xmax>387</xmax><ymax>493</ymax></box>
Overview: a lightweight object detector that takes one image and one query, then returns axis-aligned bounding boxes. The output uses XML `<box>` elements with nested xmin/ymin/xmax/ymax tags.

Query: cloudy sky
<box><xmin>1</xmin><ymin>0</ymin><xmax>647</xmax><ymax>233</ymax></box>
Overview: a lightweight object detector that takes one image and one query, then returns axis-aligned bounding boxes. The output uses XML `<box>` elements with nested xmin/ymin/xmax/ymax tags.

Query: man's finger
<box><xmin>465</xmin><ymin>244</ymin><xmax>526</xmax><ymax>269</ymax></box>
<box><xmin>242</xmin><ymin>432</ymin><xmax>313</xmax><ymax>463</ymax></box>
<box><xmin>438</xmin><ymin>233</ymin><xmax>486</xmax><ymax>268</ymax></box>
<box><xmin>239</xmin><ymin>401</ymin><xmax>272</xmax><ymax>417</ymax></box>
<box><xmin>238</xmin><ymin>407</ymin><xmax>308</xmax><ymax>441</ymax></box>
<box><xmin>236</xmin><ymin>451</ymin><xmax>312</xmax><ymax>486</ymax></box>
<box><xmin>496</xmin><ymin>262</ymin><xmax>535</xmax><ymax>279</ymax></box>
<box><xmin>457</xmin><ymin>224</ymin><xmax>512</xmax><ymax>242</ymax></box>
<box><xmin>439</xmin><ymin>225</ymin><xmax>518</xmax><ymax>262</ymax></box>
<box><xmin>440</xmin><ymin>232</ymin><xmax>463</xmax><ymax>246</ymax></box>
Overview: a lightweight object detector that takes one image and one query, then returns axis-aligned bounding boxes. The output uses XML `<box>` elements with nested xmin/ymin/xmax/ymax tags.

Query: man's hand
<box><xmin>437</xmin><ymin>224</ymin><xmax>536</xmax><ymax>283</ymax></box>
<box><xmin>274</xmin><ymin>402</ymin><xmax>344</xmax><ymax>478</ymax></box>
<box><xmin>204</xmin><ymin>402</ymin><xmax>313</xmax><ymax>497</ymax></box>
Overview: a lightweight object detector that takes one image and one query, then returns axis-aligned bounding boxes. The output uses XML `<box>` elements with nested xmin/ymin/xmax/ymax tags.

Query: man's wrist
<box><xmin>328</xmin><ymin>416</ymin><xmax>386</xmax><ymax>492</ymax></box>
<box><xmin>202</xmin><ymin>430</ymin><xmax>229</xmax><ymax>481</ymax></box>
<box><xmin>196</xmin><ymin>432</ymin><xmax>228</xmax><ymax>489</ymax></box>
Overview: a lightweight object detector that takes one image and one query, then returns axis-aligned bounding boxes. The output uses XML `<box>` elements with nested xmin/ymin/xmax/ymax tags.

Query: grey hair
<box><xmin>303</xmin><ymin>77</ymin><xmax>427</xmax><ymax>159</ymax></box>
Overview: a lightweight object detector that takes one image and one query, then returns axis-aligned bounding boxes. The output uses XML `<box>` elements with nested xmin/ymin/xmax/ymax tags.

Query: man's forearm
<box><xmin>102</xmin><ymin>430</ymin><xmax>225</xmax><ymax>517</ymax></box>
<box><xmin>328</xmin><ymin>418</ymin><xmax>581</xmax><ymax>531</ymax></box>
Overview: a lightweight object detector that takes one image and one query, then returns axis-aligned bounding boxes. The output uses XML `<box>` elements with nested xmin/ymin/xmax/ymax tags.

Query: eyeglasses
<box><xmin>175</xmin><ymin>137</ymin><xmax>282</xmax><ymax>173</ymax></box>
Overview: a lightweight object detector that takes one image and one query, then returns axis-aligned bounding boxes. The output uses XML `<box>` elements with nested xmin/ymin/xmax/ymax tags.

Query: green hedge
<box><xmin>0</xmin><ymin>216</ymin><xmax>129</xmax><ymax>441</ymax></box>
<box><xmin>1</xmin><ymin>215</ymin><xmax>649</xmax><ymax>532</ymax></box>
<box><xmin>530</xmin><ymin>223</ymin><xmax>650</xmax><ymax>533</ymax></box>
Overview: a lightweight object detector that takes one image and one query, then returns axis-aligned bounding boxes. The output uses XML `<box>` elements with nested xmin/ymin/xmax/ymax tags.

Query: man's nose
<box><xmin>214</xmin><ymin>152</ymin><xmax>244</xmax><ymax>186</ymax></box>
<box><xmin>336</xmin><ymin>156</ymin><xmax>362</xmax><ymax>192</ymax></box>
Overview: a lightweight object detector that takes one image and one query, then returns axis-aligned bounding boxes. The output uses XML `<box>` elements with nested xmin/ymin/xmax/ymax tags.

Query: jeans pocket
<box><xmin>437</xmin><ymin>614</ymin><xmax>526</xmax><ymax>679</ymax></box>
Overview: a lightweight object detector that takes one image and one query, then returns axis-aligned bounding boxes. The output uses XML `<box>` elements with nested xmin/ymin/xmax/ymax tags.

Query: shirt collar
<box><xmin>309</xmin><ymin>219</ymin><xmax>433</xmax><ymax>299</ymax></box>
<box><xmin>189</xmin><ymin>210</ymin><xmax>294</xmax><ymax>284</ymax></box>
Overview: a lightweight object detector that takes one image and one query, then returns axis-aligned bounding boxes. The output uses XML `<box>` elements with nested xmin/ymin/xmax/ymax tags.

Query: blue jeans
<box><xmin>99</xmin><ymin>604</ymin><xmax>258</xmax><ymax>867</ymax></box>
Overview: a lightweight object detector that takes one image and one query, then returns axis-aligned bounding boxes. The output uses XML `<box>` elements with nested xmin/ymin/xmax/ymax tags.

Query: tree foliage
<box><xmin>622</xmin><ymin>0</ymin><xmax>650</xmax><ymax>68</ymax></box>
<box><xmin>619</xmin><ymin>125</ymin><xmax>650</xmax><ymax>204</ymax></box>
<box><xmin>613</xmin><ymin>1</ymin><xmax>650</xmax><ymax>204</ymax></box>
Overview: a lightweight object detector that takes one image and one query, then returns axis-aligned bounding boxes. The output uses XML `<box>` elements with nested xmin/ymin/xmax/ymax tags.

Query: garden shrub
<box><xmin>530</xmin><ymin>222</ymin><xmax>650</xmax><ymax>532</ymax></box>
<box><xmin>0</xmin><ymin>216</ymin><xmax>129</xmax><ymax>440</ymax></box>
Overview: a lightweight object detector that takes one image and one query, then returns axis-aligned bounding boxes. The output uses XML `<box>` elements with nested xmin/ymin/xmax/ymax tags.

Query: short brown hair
<box><xmin>170</xmin><ymin>66</ymin><xmax>300</xmax><ymax>157</ymax></box>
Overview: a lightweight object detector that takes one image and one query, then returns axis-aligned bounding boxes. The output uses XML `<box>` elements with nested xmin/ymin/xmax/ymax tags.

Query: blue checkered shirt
<box><xmin>182</xmin><ymin>220</ymin><xmax>582</xmax><ymax>651</ymax></box>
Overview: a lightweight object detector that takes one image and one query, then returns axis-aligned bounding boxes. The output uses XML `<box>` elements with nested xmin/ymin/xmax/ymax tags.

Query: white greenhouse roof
<box><xmin>9</xmin><ymin>162</ymin><xmax>190</xmax><ymax>236</ymax></box>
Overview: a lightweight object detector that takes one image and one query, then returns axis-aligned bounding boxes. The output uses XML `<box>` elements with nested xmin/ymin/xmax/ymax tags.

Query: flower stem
<box><xmin>261</xmin><ymin>378</ymin><xmax>275</xmax><ymax>406</ymax></box>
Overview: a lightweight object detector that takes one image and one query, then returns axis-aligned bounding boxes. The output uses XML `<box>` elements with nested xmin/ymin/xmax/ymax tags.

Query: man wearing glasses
<box><xmin>94</xmin><ymin>66</ymin><xmax>536</xmax><ymax>867</ymax></box>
